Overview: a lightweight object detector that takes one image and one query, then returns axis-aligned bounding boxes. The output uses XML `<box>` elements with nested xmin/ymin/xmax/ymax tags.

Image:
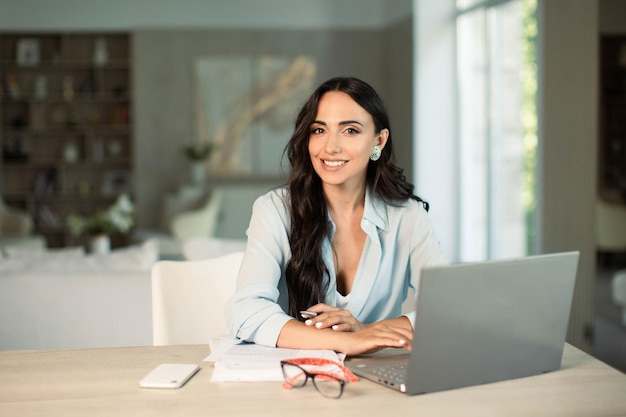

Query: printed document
<box><xmin>206</xmin><ymin>337</ymin><xmax>343</xmax><ymax>382</ymax></box>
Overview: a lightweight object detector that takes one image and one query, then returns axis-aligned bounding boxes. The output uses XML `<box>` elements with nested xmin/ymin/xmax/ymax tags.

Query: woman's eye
<box><xmin>311</xmin><ymin>127</ymin><xmax>325</xmax><ymax>134</ymax></box>
<box><xmin>345</xmin><ymin>127</ymin><xmax>359</xmax><ymax>134</ymax></box>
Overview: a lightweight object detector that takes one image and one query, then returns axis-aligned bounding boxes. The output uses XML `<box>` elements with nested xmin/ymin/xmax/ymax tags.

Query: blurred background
<box><xmin>1</xmin><ymin>0</ymin><xmax>625</xmax><ymax>369</ymax></box>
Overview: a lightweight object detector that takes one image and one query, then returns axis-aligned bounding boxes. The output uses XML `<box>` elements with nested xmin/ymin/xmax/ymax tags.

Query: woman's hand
<box><xmin>336</xmin><ymin>322</ymin><xmax>414</xmax><ymax>355</ymax></box>
<box><xmin>278</xmin><ymin>313</ymin><xmax>414</xmax><ymax>356</ymax></box>
<box><xmin>303</xmin><ymin>304</ymin><xmax>366</xmax><ymax>332</ymax></box>
<box><xmin>300</xmin><ymin>304</ymin><xmax>414</xmax><ymax>355</ymax></box>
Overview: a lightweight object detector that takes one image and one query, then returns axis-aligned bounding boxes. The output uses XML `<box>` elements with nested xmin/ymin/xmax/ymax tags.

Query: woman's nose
<box><xmin>325</xmin><ymin>131</ymin><xmax>341</xmax><ymax>153</ymax></box>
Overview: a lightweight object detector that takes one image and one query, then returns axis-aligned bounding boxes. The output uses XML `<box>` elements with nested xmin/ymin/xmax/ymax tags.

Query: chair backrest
<box><xmin>0</xmin><ymin>198</ymin><xmax>34</xmax><ymax>236</ymax></box>
<box><xmin>170</xmin><ymin>188</ymin><xmax>223</xmax><ymax>241</ymax></box>
<box><xmin>596</xmin><ymin>199</ymin><xmax>626</xmax><ymax>251</ymax></box>
<box><xmin>151</xmin><ymin>251</ymin><xmax>244</xmax><ymax>345</ymax></box>
<box><xmin>182</xmin><ymin>236</ymin><xmax>247</xmax><ymax>261</ymax></box>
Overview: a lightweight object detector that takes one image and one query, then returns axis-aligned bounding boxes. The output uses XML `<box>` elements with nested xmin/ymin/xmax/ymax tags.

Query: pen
<box><xmin>300</xmin><ymin>310</ymin><xmax>318</xmax><ymax>319</ymax></box>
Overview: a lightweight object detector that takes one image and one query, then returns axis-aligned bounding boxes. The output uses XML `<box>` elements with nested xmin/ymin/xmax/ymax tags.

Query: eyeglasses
<box><xmin>280</xmin><ymin>357</ymin><xmax>359</xmax><ymax>399</ymax></box>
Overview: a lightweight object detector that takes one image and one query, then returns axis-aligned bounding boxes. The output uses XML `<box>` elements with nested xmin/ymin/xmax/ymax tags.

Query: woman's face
<box><xmin>308</xmin><ymin>91</ymin><xmax>388</xmax><ymax>191</ymax></box>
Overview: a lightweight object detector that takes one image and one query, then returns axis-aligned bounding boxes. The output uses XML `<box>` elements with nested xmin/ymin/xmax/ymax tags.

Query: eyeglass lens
<box><xmin>311</xmin><ymin>374</ymin><xmax>344</xmax><ymax>398</ymax></box>
<box><xmin>281</xmin><ymin>362</ymin><xmax>344</xmax><ymax>398</ymax></box>
<box><xmin>282</xmin><ymin>362</ymin><xmax>307</xmax><ymax>387</ymax></box>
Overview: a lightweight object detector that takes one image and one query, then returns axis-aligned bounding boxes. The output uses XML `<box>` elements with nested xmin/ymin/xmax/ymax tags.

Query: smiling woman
<box><xmin>225</xmin><ymin>77</ymin><xmax>447</xmax><ymax>356</ymax></box>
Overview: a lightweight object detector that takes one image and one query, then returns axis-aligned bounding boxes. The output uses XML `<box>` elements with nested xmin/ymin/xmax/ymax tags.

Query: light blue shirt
<box><xmin>225</xmin><ymin>186</ymin><xmax>446</xmax><ymax>347</ymax></box>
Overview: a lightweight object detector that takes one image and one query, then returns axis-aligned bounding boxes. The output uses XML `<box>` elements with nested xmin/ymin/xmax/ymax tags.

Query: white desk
<box><xmin>1</xmin><ymin>344</ymin><xmax>625</xmax><ymax>417</ymax></box>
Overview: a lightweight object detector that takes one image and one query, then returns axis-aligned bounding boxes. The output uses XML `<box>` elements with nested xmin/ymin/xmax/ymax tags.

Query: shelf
<box><xmin>599</xmin><ymin>34</ymin><xmax>626</xmax><ymax>203</ymax></box>
<box><xmin>2</xmin><ymin>191</ymin><xmax>126</xmax><ymax>201</ymax></box>
<box><xmin>0</xmin><ymin>32</ymin><xmax>133</xmax><ymax>248</ymax></box>
<box><xmin>1</xmin><ymin>161</ymin><xmax>56</xmax><ymax>169</ymax></box>
<box><xmin>1</xmin><ymin>126</ymin><xmax>131</xmax><ymax>134</ymax></box>
<box><xmin>2</xmin><ymin>159</ymin><xmax>131</xmax><ymax>169</ymax></box>
<box><xmin>1</xmin><ymin>95</ymin><xmax>131</xmax><ymax>104</ymax></box>
<box><xmin>0</xmin><ymin>60</ymin><xmax>130</xmax><ymax>71</ymax></box>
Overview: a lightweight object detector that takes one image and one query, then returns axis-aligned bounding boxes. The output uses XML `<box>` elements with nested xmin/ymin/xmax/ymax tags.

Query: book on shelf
<box><xmin>37</xmin><ymin>204</ymin><xmax>62</xmax><ymax>230</ymax></box>
<box><xmin>33</xmin><ymin>170</ymin><xmax>58</xmax><ymax>195</ymax></box>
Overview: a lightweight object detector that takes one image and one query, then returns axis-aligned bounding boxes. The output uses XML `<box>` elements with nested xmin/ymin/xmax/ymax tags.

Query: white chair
<box><xmin>151</xmin><ymin>251</ymin><xmax>244</xmax><ymax>345</ymax></box>
<box><xmin>613</xmin><ymin>271</ymin><xmax>626</xmax><ymax>326</ymax></box>
<box><xmin>170</xmin><ymin>188</ymin><xmax>223</xmax><ymax>241</ymax></box>
<box><xmin>596</xmin><ymin>199</ymin><xmax>626</xmax><ymax>267</ymax></box>
<box><xmin>181</xmin><ymin>236</ymin><xmax>247</xmax><ymax>261</ymax></box>
<box><xmin>0</xmin><ymin>198</ymin><xmax>34</xmax><ymax>236</ymax></box>
<box><xmin>596</xmin><ymin>199</ymin><xmax>626</xmax><ymax>252</ymax></box>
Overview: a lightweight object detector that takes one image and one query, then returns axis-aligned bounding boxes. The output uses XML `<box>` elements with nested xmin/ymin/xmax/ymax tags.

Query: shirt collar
<box><xmin>325</xmin><ymin>187</ymin><xmax>388</xmax><ymax>232</ymax></box>
<box><xmin>363</xmin><ymin>186</ymin><xmax>387</xmax><ymax>231</ymax></box>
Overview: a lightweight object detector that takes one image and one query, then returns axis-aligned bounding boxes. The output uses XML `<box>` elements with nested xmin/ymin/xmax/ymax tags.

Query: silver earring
<box><xmin>370</xmin><ymin>146</ymin><xmax>382</xmax><ymax>161</ymax></box>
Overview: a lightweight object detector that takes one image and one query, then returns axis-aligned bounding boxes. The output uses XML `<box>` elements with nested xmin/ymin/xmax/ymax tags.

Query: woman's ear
<box><xmin>377</xmin><ymin>128</ymin><xmax>390</xmax><ymax>149</ymax></box>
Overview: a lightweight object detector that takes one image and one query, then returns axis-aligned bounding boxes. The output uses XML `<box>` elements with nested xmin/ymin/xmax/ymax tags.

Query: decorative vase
<box><xmin>90</xmin><ymin>234</ymin><xmax>111</xmax><ymax>255</ymax></box>
<box><xmin>93</xmin><ymin>37</ymin><xmax>109</xmax><ymax>67</ymax></box>
<box><xmin>191</xmin><ymin>162</ymin><xmax>207</xmax><ymax>185</ymax></box>
<box><xmin>34</xmin><ymin>75</ymin><xmax>48</xmax><ymax>100</ymax></box>
<box><xmin>63</xmin><ymin>141</ymin><xmax>79</xmax><ymax>164</ymax></box>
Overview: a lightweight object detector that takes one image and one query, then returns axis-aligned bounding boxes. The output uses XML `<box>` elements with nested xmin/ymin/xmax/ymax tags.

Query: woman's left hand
<box><xmin>303</xmin><ymin>304</ymin><xmax>366</xmax><ymax>332</ymax></box>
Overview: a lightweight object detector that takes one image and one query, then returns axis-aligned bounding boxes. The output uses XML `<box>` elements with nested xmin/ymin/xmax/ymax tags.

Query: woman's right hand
<box><xmin>302</xmin><ymin>304</ymin><xmax>366</xmax><ymax>332</ymax></box>
<box><xmin>335</xmin><ymin>322</ymin><xmax>413</xmax><ymax>355</ymax></box>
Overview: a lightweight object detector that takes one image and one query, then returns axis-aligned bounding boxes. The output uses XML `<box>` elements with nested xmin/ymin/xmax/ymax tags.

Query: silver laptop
<box><xmin>346</xmin><ymin>251</ymin><xmax>579</xmax><ymax>395</ymax></box>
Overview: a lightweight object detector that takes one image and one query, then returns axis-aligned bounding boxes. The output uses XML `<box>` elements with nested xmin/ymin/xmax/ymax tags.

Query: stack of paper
<box><xmin>205</xmin><ymin>337</ymin><xmax>344</xmax><ymax>382</ymax></box>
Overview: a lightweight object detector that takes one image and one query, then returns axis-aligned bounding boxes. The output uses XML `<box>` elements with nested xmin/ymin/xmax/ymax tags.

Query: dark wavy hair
<box><xmin>283</xmin><ymin>76</ymin><xmax>428</xmax><ymax>319</ymax></box>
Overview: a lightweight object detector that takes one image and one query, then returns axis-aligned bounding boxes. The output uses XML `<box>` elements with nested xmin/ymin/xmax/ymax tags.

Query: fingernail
<box><xmin>315</xmin><ymin>322</ymin><xmax>323</xmax><ymax>329</ymax></box>
<box><xmin>332</xmin><ymin>325</ymin><xmax>339</xmax><ymax>331</ymax></box>
<box><xmin>305</xmin><ymin>319</ymin><xmax>312</xmax><ymax>326</ymax></box>
<box><xmin>399</xmin><ymin>339</ymin><xmax>406</xmax><ymax>345</ymax></box>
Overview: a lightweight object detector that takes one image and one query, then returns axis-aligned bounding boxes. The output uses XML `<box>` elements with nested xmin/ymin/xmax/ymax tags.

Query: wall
<box><xmin>383</xmin><ymin>18</ymin><xmax>414</xmax><ymax>183</ymax></box>
<box><xmin>599</xmin><ymin>0</ymin><xmax>626</xmax><ymax>33</ymax></box>
<box><xmin>537</xmin><ymin>0</ymin><xmax>598</xmax><ymax>351</ymax></box>
<box><xmin>413</xmin><ymin>0</ymin><xmax>457</xmax><ymax>261</ymax></box>
<box><xmin>0</xmin><ymin>0</ymin><xmax>410</xmax><ymax>31</ymax></box>
<box><xmin>133</xmin><ymin>26</ymin><xmax>412</xmax><ymax>230</ymax></box>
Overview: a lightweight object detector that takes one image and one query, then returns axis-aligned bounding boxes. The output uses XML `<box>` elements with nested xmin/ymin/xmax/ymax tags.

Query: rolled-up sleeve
<box><xmin>225</xmin><ymin>189</ymin><xmax>294</xmax><ymax>347</ymax></box>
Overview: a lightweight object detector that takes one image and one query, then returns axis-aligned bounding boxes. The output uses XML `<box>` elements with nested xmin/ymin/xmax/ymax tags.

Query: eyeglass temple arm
<box><xmin>283</xmin><ymin>370</ymin><xmax>354</xmax><ymax>391</ymax></box>
<box><xmin>281</xmin><ymin>358</ymin><xmax>359</xmax><ymax>383</ymax></box>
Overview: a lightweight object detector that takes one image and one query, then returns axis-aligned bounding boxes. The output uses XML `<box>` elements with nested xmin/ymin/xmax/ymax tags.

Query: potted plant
<box><xmin>67</xmin><ymin>194</ymin><xmax>134</xmax><ymax>254</ymax></box>
<box><xmin>181</xmin><ymin>142</ymin><xmax>216</xmax><ymax>185</ymax></box>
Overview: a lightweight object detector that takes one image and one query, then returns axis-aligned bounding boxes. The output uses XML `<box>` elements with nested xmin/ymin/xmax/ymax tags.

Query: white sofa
<box><xmin>613</xmin><ymin>271</ymin><xmax>626</xmax><ymax>326</ymax></box>
<box><xmin>0</xmin><ymin>198</ymin><xmax>34</xmax><ymax>236</ymax></box>
<box><xmin>0</xmin><ymin>240</ymin><xmax>157</xmax><ymax>351</ymax></box>
<box><xmin>0</xmin><ymin>271</ymin><xmax>152</xmax><ymax>351</ymax></box>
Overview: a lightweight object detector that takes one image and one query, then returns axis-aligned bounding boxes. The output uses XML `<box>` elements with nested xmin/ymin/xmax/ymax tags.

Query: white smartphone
<box><xmin>139</xmin><ymin>363</ymin><xmax>200</xmax><ymax>389</ymax></box>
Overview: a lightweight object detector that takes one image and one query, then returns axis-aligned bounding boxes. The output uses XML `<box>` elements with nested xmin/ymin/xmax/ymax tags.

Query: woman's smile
<box><xmin>322</xmin><ymin>159</ymin><xmax>347</xmax><ymax>168</ymax></box>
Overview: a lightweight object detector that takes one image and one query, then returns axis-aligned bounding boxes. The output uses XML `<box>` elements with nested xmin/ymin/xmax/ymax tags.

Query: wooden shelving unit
<box><xmin>599</xmin><ymin>35</ymin><xmax>626</xmax><ymax>204</ymax></box>
<box><xmin>0</xmin><ymin>32</ymin><xmax>132</xmax><ymax>247</ymax></box>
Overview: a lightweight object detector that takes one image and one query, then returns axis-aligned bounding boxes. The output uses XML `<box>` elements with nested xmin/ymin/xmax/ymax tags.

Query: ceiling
<box><xmin>0</xmin><ymin>0</ymin><xmax>412</xmax><ymax>31</ymax></box>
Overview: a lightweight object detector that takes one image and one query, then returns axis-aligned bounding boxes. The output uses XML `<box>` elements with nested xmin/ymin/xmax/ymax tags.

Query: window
<box><xmin>456</xmin><ymin>0</ymin><xmax>537</xmax><ymax>260</ymax></box>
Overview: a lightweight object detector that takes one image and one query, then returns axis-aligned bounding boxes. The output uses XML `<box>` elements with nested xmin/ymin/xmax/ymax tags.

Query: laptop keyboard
<box><xmin>370</xmin><ymin>363</ymin><xmax>408</xmax><ymax>385</ymax></box>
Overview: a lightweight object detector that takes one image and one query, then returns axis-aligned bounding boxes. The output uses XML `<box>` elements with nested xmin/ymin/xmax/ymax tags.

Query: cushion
<box><xmin>0</xmin><ymin>235</ymin><xmax>48</xmax><ymax>255</ymax></box>
<box><xmin>0</xmin><ymin>239</ymin><xmax>159</xmax><ymax>274</ymax></box>
<box><xmin>3</xmin><ymin>245</ymin><xmax>85</xmax><ymax>260</ymax></box>
<box><xmin>91</xmin><ymin>239</ymin><xmax>159</xmax><ymax>272</ymax></box>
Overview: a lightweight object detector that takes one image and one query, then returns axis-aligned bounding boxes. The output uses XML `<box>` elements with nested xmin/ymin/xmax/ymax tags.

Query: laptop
<box><xmin>346</xmin><ymin>251</ymin><xmax>579</xmax><ymax>395</ymax></box>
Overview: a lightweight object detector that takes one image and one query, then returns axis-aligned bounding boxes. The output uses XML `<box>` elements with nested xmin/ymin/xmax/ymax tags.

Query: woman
<box><xmin>225</xmin><ymin>77</ymin><xmax>446</xmax><ymax>355</ymax></box>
